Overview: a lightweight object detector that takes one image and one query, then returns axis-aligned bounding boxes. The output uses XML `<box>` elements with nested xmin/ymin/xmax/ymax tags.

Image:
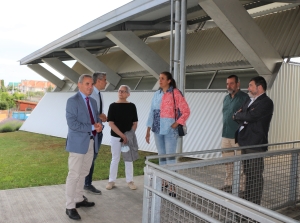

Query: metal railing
<box><xmin>142</xmin><ymin>141</ymin><xmax>300</xmax><ymax>223</ymax></box>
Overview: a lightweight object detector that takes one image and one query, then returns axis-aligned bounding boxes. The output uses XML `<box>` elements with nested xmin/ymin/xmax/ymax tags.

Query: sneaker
<box><xmin>106</xmin><ymin>182</ymin><xmax>115</xmax><ymax>190</ymax></box>
<box><xmin>84</xmin><ymin>185</ymin><xmax>102</xmax><ymax>195</ymax></box>
<box><xmin>128</xmin><ymin>181</ymin><xmax>137</xmax><ymax>190</ymax></box>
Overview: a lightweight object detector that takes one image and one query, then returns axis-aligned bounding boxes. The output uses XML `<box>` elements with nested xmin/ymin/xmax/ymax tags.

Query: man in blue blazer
<box><xmin>65</xmin><ymin>74</ymin><xmax>102</xmax><ymax>220</ymax></box>
<box><xmin>233</xmin><ymin>76</ymin><xmax>273</xmax><ymax>205</ymax></box>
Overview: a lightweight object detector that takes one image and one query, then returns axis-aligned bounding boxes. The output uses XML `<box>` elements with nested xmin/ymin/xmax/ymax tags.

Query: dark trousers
<box><xmin>243</xmin><ymin>156</ymin><xmax>264</xmax><ymax>205</ymax></box>
<box><xmin>85</xmin><ymin>132</ymin><xmax>103</xmax><ymax>186</ymax></box>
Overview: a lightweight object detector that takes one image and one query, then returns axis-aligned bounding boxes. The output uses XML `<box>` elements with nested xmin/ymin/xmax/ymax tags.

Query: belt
<box><xmin>90</xmin><ymin>136</ymin><xmax>94</xmax><ymax>139</ymax></box>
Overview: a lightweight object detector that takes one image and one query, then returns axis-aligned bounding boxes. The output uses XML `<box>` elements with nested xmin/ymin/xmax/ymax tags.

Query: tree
<box><xmin>13</xmin><ymin>92</ymin><xmax>26</xmax><ymax>100</ymax></box>
<box><xmin>0</xmin><ymin>86</ymin><xmax>6</xmax><ymax>92</ymax></box>
<box><xmin>0</xmin><ymin>101</ymin><xmax>8</xmax><ymax>110</ymax></box>
<box><xmin>46</xmin><ymin>86</ymin><xmax>53</xmax><ymax>92</ymax></box>
<box><xmin>0</xmin><ymin>80</ymin><xmax>6</xmax><ymax>92</ymax></box>
<box><xmin>0</xmin><ymin>92</ymin><xmax>25</xmax><ymax>109</ymax></box>
<box><xmin>0</xmin><ymin>92</ymin><xmax>15</xmax><ymax>108</ymax></box>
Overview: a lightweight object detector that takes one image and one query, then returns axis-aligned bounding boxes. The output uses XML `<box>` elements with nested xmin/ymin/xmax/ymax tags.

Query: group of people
<box><xmin>64</xmin><ymin>70</ymin><xmax>272</xmax><ymax>220</ymax></box>
<box><xmin>221</xmin><ymin>75</ymin><xmax>273</xmax><ymax>205</ymax></box>
<box><xmin>64</xmin><ymin>71</ymin><xmax>190</xmax><ymax>220</ymax></box>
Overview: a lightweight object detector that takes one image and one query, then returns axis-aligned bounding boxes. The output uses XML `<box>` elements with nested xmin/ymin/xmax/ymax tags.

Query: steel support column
<box><xmin>27</xmin><ymin>64</ymin><xmax>65</xmax><ymax>91</ymax></box>
<box><xmin>42</xmin><ymin>58</ymin><xmax>80</xmax><ymax>84</ymax></box>
<box><xmin>65</xmin><ymin>48</ymin><xmax>121</xmax><ymax>90</ymax></box>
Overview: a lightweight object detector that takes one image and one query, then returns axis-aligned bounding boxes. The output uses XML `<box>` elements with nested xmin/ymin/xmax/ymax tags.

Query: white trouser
<box><xmin>109</xmin><ymin>136</ymin><xmax>133</xmax><ymax>183</ymax></box>
<box><xmin>66</xmin><ymin>139</ymin><xmax>94</xmax><ymax>209</ymax></box>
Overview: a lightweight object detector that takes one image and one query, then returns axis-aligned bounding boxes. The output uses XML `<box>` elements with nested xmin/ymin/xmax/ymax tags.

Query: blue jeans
<box><xmin>154</xmin><ymin>129</ymin><xmax>178</xmax><ymax>165</ymax></box>
<box><xmin>85</xmin><ymin>132</ymin><xmax>103</xmax><ymax>186</ymax></box>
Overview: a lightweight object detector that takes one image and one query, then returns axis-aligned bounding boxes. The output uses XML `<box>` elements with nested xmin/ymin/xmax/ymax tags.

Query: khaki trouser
<box><xmin>66</xmin><ymin>139</ymin><xmax>94</xmax><ymax>209</ymax></box>
<box><xmin>221</xmin><ymin>137</ymin><xmax>245</xmax><ymax>191</ymax></box>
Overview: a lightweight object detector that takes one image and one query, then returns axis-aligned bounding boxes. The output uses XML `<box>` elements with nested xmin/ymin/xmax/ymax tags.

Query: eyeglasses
<box><xmin>118</xmin><ymin>90</ymin><xmax>128</xmax><ymax>93</ymax></box>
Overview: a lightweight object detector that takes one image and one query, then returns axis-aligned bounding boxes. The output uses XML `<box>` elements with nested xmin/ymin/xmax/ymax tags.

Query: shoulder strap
<box><xmin>172</xmin><ymin>90</ymin><xmax>177</xmax><ymax>120</ymax></box>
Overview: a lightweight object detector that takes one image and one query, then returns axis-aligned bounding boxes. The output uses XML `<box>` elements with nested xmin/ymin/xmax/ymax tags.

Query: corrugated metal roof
<box><xmin>90</xmin><ymin>6</ymin><xmax>300</xmax><ymax>75</ymax></box>
<box><xmin>257</xmin><ymin>7</ymin><xmax>300</xmax><ymax>57</ymax></box>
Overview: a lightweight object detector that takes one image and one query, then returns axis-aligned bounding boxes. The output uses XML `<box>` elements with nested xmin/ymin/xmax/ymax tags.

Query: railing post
<box><xmin>150</xmin><ymin>172</ymin><xmax>162</xmax><ymax>223</ymax></box>
<box><xmin>232</xmin><ymin>151</ymin><xmax>242</xmax><ymax>197</ymax></box>
<box><xmin>288</xmin><ymin>152</ymin><xmax>299</xmax><ymax>205</ymax></box>
<box><xmin>142</xmin><ymin>167</ymin><xmax>151</xmax><ymax>223</ymax></box>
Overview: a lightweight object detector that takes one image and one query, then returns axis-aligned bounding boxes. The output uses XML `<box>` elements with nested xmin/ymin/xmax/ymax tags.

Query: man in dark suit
<box><xmin>84</xmin><ymin>71</ymin><xmax>107</xmax><ymax>195</ymax></box>
<box><xmin>233</xmin><ymin>76</ymin><xmax>273</xmax><ymax>205</ymax></box>
<box><xmin>65</xmin><ymin>74</ymin><xmax>102</xmax><ymax>220</ymax></box>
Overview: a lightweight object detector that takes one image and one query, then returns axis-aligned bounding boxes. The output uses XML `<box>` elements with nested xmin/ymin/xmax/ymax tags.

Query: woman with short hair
<box><xmin>106</xmin><ymin>85</ymin><xmax>138</xmax><ymax>190</ymax></box>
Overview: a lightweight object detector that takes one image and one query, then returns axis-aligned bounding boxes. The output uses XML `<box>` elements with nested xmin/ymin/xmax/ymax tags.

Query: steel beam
<box><xmin>198</xmin><ymin>0</ymin><xmax>283</xmax><ymax>79</ymax></box>
<box><xmin>42</xmin><ymin>58</ymin><xmax>80</xmax><ymax>84</ymax></box>
<box><xmin>106</xmin><ymin>31</ymin><xmax>169</xmax><ymax>81</ymax></box>
<box><xmin>65</xmin><ymin>48</ymin><xmax>120</xmax><ymax>90</ymax></box>
<box><xmin>261</xmin><ymin>0</ymin><xmax>300</xmax><ymax>2</ymax></box>
<box><xmin>27</xmin><ymin>64</ymin><xmax>65</xmax><ymax>91</ymax></box>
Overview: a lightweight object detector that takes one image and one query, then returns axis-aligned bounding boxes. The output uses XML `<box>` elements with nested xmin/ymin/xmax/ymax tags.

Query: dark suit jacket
<box><xmin>234</xmin><ymin>93</ymin><xmax>273</xmax><ymax>154</ymax></box>
<box><xmin>66</xmin><ymin>91</ymin><xmax>101</xmax><ymax>154</ymax></box>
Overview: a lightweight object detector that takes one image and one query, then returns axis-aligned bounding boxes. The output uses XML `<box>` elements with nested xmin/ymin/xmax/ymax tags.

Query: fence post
<box><xmin>289</xmin><ymin>152</ymin><xmax>299</xmax><ymax>205</ymax></box>
<box><xmin>150</xmin><ymin>173</ymin><xmax>162</xmax><ymax>223</ymax></box>
<box><xmin>232</xmin><ymin>154</ymin><xmax>242</xmax><ymax>197</ymax></box>
<box><xmin>142</xmin><ymin>167</ymin><xmax>151</xmax><ymax>223</ymax></box>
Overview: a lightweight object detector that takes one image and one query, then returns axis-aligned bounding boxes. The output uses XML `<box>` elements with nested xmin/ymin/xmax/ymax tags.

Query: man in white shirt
<box><xmin>84</xmin><ymin>72</ymin><xmax>107</xmax><ymax>195</ymax></box>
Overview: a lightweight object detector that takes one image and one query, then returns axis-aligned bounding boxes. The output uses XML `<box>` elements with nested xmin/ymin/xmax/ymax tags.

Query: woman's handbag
<box><xmin>177</xmin><ymin>124</ymin><xmax>187</xmax><ymax>137</ymax></box>
<box><xmin>172</xmin><ymin>90</ymin><xmax>187</xmax><ymax>136</ymax></box>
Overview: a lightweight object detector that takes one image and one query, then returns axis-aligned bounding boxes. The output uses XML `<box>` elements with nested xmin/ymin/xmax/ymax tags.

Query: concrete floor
<box><xmin>0</xmin><ymin>176</ymin><xmax>144</xmax><ymax>223</ymax></box>
<box><xmin>1</xmin><ymin>174</ymin><xmax>299</xmax><ymax>223</ymax></box>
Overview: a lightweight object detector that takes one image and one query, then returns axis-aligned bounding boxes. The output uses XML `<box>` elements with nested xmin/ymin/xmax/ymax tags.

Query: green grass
<box><xmin>0</xmin><ymin>131</ymin><xmax>158</xmax><ymax>190</ymax></box>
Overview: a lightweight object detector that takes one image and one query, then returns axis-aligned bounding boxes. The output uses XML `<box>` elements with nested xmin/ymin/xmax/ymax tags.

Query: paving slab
<box><xmin>0</xmin><ymin>176</ymin><xmax>144</xmax><ymax>223</ymax></box>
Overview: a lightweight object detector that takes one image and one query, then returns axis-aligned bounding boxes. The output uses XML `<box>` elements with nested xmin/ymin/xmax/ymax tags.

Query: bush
<box><xmin>0</xmin><ymin>101</ymin><xmax>8</xmax><ymax>110</ymax></box>
<box><xmin>15</xmin><ymin>123</ymin><xmax>22</xmax><ymax>131</ymax></box>
<box><xmin>0</xmin><ymin>125</ymin><xmax>13</xmax><ymax>132</ymax></box>
<box><xmin>0</xmin><ymin>119</ymin><xmax>23</xmax><ymax>133</ymax></box>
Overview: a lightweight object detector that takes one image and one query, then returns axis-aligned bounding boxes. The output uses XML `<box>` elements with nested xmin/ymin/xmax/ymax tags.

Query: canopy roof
<box><xmin>20</xmin><ymin>0</ymin><xmax>298</xmax><ymax>65</ymax></box>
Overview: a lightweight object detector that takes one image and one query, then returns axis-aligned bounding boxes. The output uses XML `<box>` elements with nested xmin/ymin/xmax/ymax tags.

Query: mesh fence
<box><xmin>159</xmin><ymin>180</ymin><xmax>258</xmax><ymax>223</ymax></box>
<box><xmin>177</xmin><ymin>152</ymin><xmax>300</xmax><ymax>210</ymax></box>
<box><xmin>143</xmin><ymin>147</ymin><xmax>300</xmax><ymax>223</ymax></box>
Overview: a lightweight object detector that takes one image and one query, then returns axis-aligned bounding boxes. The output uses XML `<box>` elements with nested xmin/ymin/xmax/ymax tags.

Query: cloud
<box><xmin>0</xmin><ymin>0</ymin><xmax>132</xmax><ymax>85</ymax></box>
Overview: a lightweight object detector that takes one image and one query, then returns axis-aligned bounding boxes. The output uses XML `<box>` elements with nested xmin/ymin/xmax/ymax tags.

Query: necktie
<box><xmin>85</xmin><ymin>97</ymin><xmax>96</xmax><ymax>136</ymax></box>
<box><xmin>98</xmin><ymin>92</ymin><xmax>102</xmax><ymax>114</ymax></box>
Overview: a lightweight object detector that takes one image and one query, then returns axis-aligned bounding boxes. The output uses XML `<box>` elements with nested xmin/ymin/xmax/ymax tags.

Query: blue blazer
<box><xmin>66</xmin><ymin>92</ymin><xmax>101</xmax><ymax>154</ymax></box>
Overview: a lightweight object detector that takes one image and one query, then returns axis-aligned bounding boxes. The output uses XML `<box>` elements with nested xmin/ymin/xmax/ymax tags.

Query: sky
<box><xmin>0</xmin><ymin>0</ymin><xmax>132</xmax><ymax>85</ymax></box>
<box><xmin>2</xmin><ymin>1</ymin><xmax>300</xmax><ymax>86</ymax></box>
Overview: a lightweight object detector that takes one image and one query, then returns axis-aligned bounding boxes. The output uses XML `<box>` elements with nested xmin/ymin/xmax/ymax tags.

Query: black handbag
<box><xmin>172</xmin><ymin>90</ymin><xmax>187</xmax><ymax>136</ymax></box>
<box><xmin>177</xmin><ymin>124</ymin><xmax>187</xmax><ymax>136</ymax></box>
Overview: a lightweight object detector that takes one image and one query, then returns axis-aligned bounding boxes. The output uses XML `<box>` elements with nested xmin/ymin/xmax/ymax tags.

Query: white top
<box><xmin>90</xmin><ymin>86</ymin><xmax>104</xmax><ymax>114</ymax></box>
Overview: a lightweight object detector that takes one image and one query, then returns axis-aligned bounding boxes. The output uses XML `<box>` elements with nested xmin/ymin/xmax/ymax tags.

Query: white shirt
<box><xmin>90</xmin><ymin>86</ymin><xmax>104</xmax><ymax>114</ymax></box>
<box><xmin>239</xmin><ymin>93</ymin><xmax>264</xmax><ymax>132</ymax></box>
